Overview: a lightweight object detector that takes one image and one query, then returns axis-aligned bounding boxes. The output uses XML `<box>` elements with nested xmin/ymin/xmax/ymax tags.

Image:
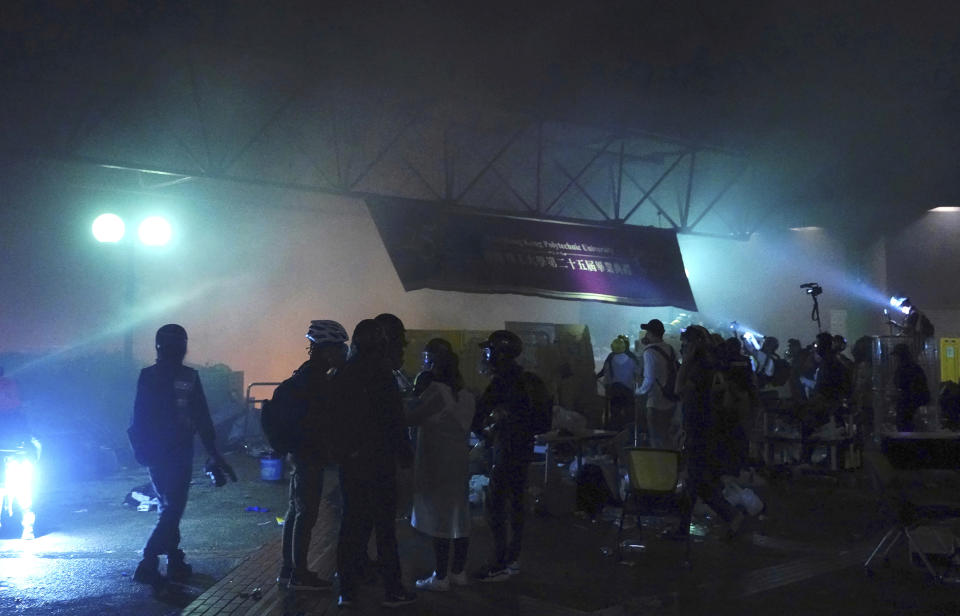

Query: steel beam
<box><xmin>621</xmin><ymin>151</ymin><xmax>687</xmax><ymax>224</ymax></box>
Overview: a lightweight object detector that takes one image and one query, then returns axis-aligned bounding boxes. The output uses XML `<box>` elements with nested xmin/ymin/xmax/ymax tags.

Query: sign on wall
<box><xmin>366</xmin><ymin>197</ymin><xmax>697</xmax><ymax>310</ymax></box>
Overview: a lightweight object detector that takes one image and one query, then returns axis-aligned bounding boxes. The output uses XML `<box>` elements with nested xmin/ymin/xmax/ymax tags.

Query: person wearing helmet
<box><xmin>472</xmin><ymin>330</ymin><xmax>539</xmax><ymax>582</ymax></box>
<box><xmin>595</xmin><ymin>335</ymin><xmax>641</xmax><ymax>432</ymax></box>
<box><xmin>833</xmin><ymin>335</ymin><xmax>853</xmax><ymax>373</ymax></box>
<box><xmin>277</xmin><ymin>320</ymin><xmax>350</xmax><ymax>591</ymax></box>
<box><xmin>128</xmin><ymin>324</ymin><xmax>236</xmax><ymax>587</ymax></box>
<box><xmin>335</xmin><ymin>319</ymin><xmax>417</xmax><ymax>608</ymax></box>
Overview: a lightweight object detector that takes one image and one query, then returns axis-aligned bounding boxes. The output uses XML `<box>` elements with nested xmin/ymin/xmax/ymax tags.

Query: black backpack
<box><xmin>519</xmin><ymin>371</ymin><xmax>554</xmax><ymax>435</ymax></box>
<box><xmin>758</xmin><ymin>353</ymin><xmax>791</xmax><ymax>388</ymax></box>
<box><xmin>771</xmin><ymin>356</ymin><xmax>791</xmax><ymax>387</ymax></box>
<box><xmin>260</xmin><ymin>370</ymin><xmax>309</xmax><ymax>456</ymax></box>
<box><xmin>649</xmin><ymin>345</ymin><xmax>680</xmax><ymax>402</ymax></box>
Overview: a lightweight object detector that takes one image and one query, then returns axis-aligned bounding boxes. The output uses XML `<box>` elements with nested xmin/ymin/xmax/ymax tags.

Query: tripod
<box><xmin>809</xmin><ymin>292</ymin><xmax>822</xmax><ymax>332</ymax></box>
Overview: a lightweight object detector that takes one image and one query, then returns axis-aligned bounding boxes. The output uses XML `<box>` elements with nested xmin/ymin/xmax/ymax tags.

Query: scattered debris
<box><xmin>239</xmin><ymin>587</ymin><xmax>263</xmax><ymax>600</ymax></box>
<box><xmin>245</xmin><ymin>506</ymin><xmax>269</xmax><ymax>513</ymax></box>
<box><xmin>123</xmin><ymin>483</ymin><xmax>160</xmax><ymax>511</ymax></box>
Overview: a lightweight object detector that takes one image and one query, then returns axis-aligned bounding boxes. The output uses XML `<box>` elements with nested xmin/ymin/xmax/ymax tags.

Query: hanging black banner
<box><xmin>366</xmin><ymin>197</ymin><xmax>697</xmax><ymax>310</ymax></box>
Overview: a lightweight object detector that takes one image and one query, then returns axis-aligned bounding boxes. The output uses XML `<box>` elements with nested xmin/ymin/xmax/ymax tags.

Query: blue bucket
<box><xmin>259</xmin><ymin>456</ymin><xmax>284</xmax><ymax>481</ymax></box>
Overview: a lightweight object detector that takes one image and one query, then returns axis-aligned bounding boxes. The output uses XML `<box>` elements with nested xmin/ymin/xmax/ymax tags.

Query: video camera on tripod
<box><xmin>800</xmin><ymin>282</ymin><xmax>823</xmax><ymax>297</ymax></box>
<box><xmin>800</xmin><ymin>282</ymin><xmax>823</xmax><ymax>331</ymax></box>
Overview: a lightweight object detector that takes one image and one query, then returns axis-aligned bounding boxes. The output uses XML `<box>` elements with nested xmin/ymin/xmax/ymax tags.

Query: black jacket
<box><xmin>292</xmin><ymin>359</ymin><xmax>339</xmax><ymax>464</ymax></box>
<box><xmin>473</xmin><ymin>363</ymin><xmax>538</xmax><ymax>465</ymax></box>
<box><xmin>128</xmin><ymin>361</ymin><xmax>216</xmax><ymax>466</ymax></box>
<box><xmin>334</xmin><ymin>353</ymin><xmax>405</xmax><ymax>470</ymax></box>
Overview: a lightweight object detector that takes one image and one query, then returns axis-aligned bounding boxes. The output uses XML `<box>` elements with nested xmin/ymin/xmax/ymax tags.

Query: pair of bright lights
<box><xmin>92</xmin><ymin>213</ymin><xmax>171</xmax><ymax>246</ymax></box>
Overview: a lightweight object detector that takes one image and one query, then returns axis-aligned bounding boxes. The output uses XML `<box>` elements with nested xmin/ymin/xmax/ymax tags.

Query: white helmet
<box><xmin>306</xmin><ymin>320</ymin><xmax>348</xmax><ymax>345</ymax></box>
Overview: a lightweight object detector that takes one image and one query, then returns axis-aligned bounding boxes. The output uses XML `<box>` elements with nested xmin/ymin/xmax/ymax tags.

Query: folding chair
<box><xmin>616</xmin><ymin>447</ymin><xmax>690</xmax><ymax>563</ymax></box>
<box><xmin>862</xmin><ymin>449</ymin><xmax>960</xmax><ymax>582</ymax></box>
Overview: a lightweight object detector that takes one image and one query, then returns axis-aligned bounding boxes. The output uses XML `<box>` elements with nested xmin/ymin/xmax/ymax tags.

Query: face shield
<box><xmin>421</xmin><ymin>351</ymin><xmax>435</xmax><ymax>373</ymax></box>
<box><xmin>478</xmin><ymin>345</ymin><xmax>494</xmax><ymax>375</ymax></box>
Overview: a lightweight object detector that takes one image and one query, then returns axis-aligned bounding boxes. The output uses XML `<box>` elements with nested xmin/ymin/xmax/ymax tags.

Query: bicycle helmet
<box><xmin>610</xmin><ymin>335</ymin><xmax>629</xmax><ymax>354</ymax></box>
<box><xmin>306</xmin><ymin>320</ymin><xmax>349</xmax><ymax>346</ymax></box>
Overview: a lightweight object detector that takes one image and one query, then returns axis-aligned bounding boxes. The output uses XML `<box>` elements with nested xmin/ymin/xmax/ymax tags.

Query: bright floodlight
<box><xmin>92</xmin><ymin>213</ymin><xmax>125</xmax><ymax>243</ymax></box>
<box><xmin>138</xmin><ymin>216</ymin><xmax>171</xmax><ymax>246</ymax></box>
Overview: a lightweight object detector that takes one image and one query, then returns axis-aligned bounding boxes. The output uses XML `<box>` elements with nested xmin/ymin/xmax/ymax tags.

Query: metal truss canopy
<box><xmin>1</xmin><ymin>49</ymin><xmax>757</xmax><ymax>238</ymax></box>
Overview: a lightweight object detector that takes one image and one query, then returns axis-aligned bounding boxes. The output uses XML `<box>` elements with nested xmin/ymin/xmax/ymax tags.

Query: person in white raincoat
<box><xmin>406</xmin><ymin>338</ymin><xmax>475</xmax><ymax>592</ymax></box>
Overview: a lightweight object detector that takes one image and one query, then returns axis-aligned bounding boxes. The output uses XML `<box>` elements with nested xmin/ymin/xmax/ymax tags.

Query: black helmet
<box><xmin>374</xmin><ymin>313</ymin><xmax>406</xmax><ymax>346</ymax></box>
<box><xmin>156</xmin><ymin>323</ymin><xmax>188</xmax><ymax>363</ymax></box>
<box><xmin>156</xmin><ymin>323</ymin><xmax>187</xmax><ymax>344</ymax></box>
<box><xmin>815</xmin><ymin>332</ymin><xmax>834</xmax><ymax>357</ymax></box>
<box><xmin>480</xmin><ymin>330</ymin><xmax>522</xmax><ymax>360</ymax></box>
<box><xmin>424</xmin><ymin>337</ymin><xmax>454</xmax><ymax>357</ymax></box>
<box><xmin>352</xmin><ymin>319</ymin><xmax>387</xmax><ymax>355</ymax></box>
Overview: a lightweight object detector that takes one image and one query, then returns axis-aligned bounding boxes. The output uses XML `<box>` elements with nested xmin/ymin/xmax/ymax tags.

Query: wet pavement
<box><xmin>0</xmin><ymin>450</ymin><xmax>291</xmax><ymax>615</ymax></box>
<box><xmin>1</xmin><ymin>451</ymin><xmax>958</xmax><ymax>615</ymax></box>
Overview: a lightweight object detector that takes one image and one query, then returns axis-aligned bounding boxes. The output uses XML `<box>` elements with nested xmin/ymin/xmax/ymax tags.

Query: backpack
<box><xmin>260</xmin><ymin>369</ymin><xmax>309</xmax><ymax>456</ymax></box>
<box><xmin>771</xmin><ymin>356</ymin><xmax>791</xmax><ymax>387</ymax></box>
<box><xmin>519</xmin><ymin>371</ymin><xmax>554</xmax><ymax>435</ymax></box>
<box><xmin>649</xmin><ymin>345</ymin><xmax>680</xmax><ymax>402</ymax></box>
<box><xmin>758</xmin><ymin>353</ymin><xmax>791</xmax><ymax>388</ymax></box>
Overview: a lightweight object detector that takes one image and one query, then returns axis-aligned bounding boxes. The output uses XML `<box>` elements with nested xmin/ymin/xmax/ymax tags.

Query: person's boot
<box><xmin>167</xmin><ymin>549</ymin><xmax>193</xmax><ymax>582</ymax></box>
<box><xmin>133</xmin><ymin>555</ymin><xmax>164</xmax><ymax>586</ymax></box>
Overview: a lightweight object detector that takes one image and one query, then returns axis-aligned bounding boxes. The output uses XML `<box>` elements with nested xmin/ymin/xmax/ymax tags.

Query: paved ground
<box><xmin>2</xmin><ymin>451</ymin><xmax>959</xmax><ymax>615</ymax></box>
<box><xmin>0</xmin><ymin>449</ymin><xmax>292</xmax><ymax>616</ymax></box>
